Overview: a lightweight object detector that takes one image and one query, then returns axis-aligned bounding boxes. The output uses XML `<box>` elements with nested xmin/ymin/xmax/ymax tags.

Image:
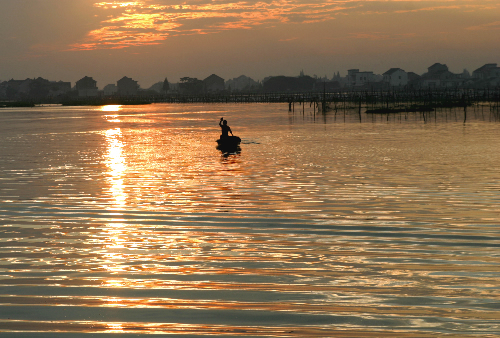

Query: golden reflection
<box><xmin>101</xmin><ymin>126</ymin><xmax>130</xmax><ymax>294</ymax></box>
<box><xmin>101</xmin><ymin>105</ymin><xmax>122</xmax><ymax>112</ymax></box>
<box><xmin>104</xmin><ymin>128</ymin><xmax>127</xmax><ymax>208</ymax></box>
<box><xmin>106</xmin><ymin>322</ymin><xmax>125</xmax><ymax>333</ymax></box>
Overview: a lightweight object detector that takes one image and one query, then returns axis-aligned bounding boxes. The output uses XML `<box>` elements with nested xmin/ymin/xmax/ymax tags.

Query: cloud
<box><xmin>467</xmin><ymin>21</ymin><xmax>500</xmax><ymax>31</ymax></box>
<box><xmin>69</xmin><ymin>0</ymin><xmax>354</xmax><ymax>50</ymax></box>
<box><xmin>69</xmin><ymin>0</ymin><xmax>499</xmax><ymax>50</ymax></box>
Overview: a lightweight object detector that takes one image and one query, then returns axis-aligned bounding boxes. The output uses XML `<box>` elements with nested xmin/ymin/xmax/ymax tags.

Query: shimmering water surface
<box><xmin>0</xmin><ymin>103</ymin><xmax>499</xmax><ymax>337</ymax></box>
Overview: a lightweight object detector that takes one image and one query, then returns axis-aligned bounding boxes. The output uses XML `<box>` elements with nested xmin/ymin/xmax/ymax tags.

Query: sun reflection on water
<box><xmin>101</xmin><ymin>124</ymin><xmax>131</xmax><ymax>303</ymax></box>
<box><xmin>104</xmin><ymin>128</ymin><xmax>127</xmax><ymax>208</ymax></box>
<box><xmin>101</xmin><ymin>105</ymin><xmax>122</xmax><ymax>112</ymax></box>
<box><xmin>106</xmin><ymin>322</ymin><xmax>125</xmax><ymax>333</ymax></box>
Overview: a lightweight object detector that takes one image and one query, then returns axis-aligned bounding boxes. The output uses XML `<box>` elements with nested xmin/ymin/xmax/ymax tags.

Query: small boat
<box><xmin>216</xmin><ymin>136</ymin><xmax>241</xmax><ymax>150</ymax></box>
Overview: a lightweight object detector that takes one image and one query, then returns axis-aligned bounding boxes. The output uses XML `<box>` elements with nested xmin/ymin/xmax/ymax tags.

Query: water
<box><xmin>0</xmin><ymin>103</ymin><xmax>499</xmax><ymax>337</ymax></box>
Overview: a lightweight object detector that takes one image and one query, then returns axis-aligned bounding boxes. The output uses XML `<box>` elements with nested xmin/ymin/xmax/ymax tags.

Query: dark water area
<box><xmin>0</xmin><ymin>103</ymin><xmax>499</xmax><ymax>337</ymax></box>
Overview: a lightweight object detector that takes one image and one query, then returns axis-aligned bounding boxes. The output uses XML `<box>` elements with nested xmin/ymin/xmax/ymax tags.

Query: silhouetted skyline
<box><xmin>1</xmin><ymin>0</ymin><xmax>499</xmax><ymax>88</ymax></box>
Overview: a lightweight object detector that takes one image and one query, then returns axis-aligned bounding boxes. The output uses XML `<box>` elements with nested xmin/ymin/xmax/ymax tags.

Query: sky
<box><xmin>0</xmin><ymin>0</ymin><xmax>499</xmax><ymax>88</ymax></box>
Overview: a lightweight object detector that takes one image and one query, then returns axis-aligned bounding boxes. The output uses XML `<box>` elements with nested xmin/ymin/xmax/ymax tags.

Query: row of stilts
<box><xmin>287</xmin><ymin>90</ymin><xmax>500</xmax><ymax>123</ymax></box>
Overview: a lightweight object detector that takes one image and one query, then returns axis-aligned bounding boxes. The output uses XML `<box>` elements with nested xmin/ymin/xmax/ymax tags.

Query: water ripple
<box><xmin>1</xmin><ymin>104</ymin><xmax>499</xmax><ymax>336</ymax></box>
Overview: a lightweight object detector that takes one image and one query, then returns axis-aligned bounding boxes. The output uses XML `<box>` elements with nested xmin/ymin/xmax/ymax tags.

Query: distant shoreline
<box><xmin>60</xmin><ymin>99</ymin><xmax>152</xmax><ymax>106</ymax></box>
<box><xmin>1</xmin><ymin>88</ymin><xmax>499</xmax><ymax>110</ymax></box>
<box><xmin>0</xmin><ymin>101</ymin><xmax>36</xmax><ymax>108</ymax></box>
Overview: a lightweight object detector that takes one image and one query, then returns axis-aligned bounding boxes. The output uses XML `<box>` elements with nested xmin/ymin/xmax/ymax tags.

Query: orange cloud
<box><xmin>69</xmin><ymin>0</ymin><xmax>499</xmax><ymax>51</ymax></box>
<box><xmin>70</xmin><ymin>0</ymin><xmax>352</xmax><ymax>50</ymax></box>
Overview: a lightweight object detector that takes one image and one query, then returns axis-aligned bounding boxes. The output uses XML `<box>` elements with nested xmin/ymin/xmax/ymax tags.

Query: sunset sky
<box><xmin>0</xmin><ymin>0</ymin><xmax>499</xmax><ymax>88</ymax></box>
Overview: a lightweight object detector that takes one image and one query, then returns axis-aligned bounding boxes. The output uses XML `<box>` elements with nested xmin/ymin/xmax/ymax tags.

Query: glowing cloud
<box><xmin>69</xmin><ymin>0</ymin><xmax>499</xmax><ymax>50</ymax></box>
<box><xmin>70</xmin><ymin>0</ymin><xmax>353</xmax><ymax>50</ymax></box>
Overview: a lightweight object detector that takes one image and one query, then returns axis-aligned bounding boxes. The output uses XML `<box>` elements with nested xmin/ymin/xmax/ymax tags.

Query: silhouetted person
<box><xmin>219</xmin><ymin>117</ymin><xmax>233</xmax><ymax>139</ymax></box>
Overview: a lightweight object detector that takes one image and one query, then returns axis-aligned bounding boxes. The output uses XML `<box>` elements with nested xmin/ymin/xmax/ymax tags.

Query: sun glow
<box><xmin>102</xmin><ymin>105</ymin><xmax>123</xmax><ymax>112</ymax></box>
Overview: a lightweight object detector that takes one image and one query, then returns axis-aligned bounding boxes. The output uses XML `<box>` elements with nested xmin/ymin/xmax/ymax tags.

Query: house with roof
<box><xmin>472</xmin><ymin>63</ymin><xmax>500</xmax><ymax>79</ymax></box>
<box><xmin>203</xmin><ymin>74</ymin><xmax>225</xmax><ymax>93</ymax></box>
<box><xmin>76</xmin><ymin>76</ymin><xmax>98</xmax><ymax>97</ymax></box>
<box><xmin>345</xmin><ymin>69</ymin><xmax>379</xmax><ymax>88</ymax></box>
<box><xmin>103</xmin><ymin>84</ymin><xmax>118</xmax><ymax>96</ymax></box>
<box><xmin>420</xmin><ymin>63</ymin><xmax>462</xmax><ymax>88</ymax></box>
<box><xmin>382</xmin><ymin>68</ymin><xmax>408</xmax><ymax>87</ymax></box>
<box><xmin>355</xmin><ymin>71</ymin><xmax>376</xmax><ymax>87</ymax></box>
<box><xmin>117</xmin><ymin>76</ymin><xmax>139</xmax><ymax>96</ymax></box>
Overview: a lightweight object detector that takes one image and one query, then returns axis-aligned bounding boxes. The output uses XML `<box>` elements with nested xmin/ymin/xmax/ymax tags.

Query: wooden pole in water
<box><xmin>358</xmin><ymin>96</ymin><xmax>362</xmax><ymax>123</ymax></box>
<box><xmin>463</xmin><ymin>101</ymin><xmax>467</xmax><ymax>124</ymax></box>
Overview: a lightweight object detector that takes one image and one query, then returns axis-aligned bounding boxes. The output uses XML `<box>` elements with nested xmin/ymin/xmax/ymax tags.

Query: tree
<box><xmin>162</xmin><ymin>78</ymin><xmax>170</xmax><ymax>94</ymax></box>
<box><xmin>178</xmin><ymin>77</ymin><xmax>204</xmax><ymax>95</ymax></box>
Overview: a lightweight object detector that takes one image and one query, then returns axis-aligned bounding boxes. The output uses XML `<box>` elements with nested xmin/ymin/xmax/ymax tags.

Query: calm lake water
<box><xmin>0</xmin><ymin>103</ymin><xmax>499</xmax><ymax>337</ymax></box>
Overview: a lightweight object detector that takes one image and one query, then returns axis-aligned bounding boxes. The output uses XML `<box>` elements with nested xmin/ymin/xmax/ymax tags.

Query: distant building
<box><xmin>346</xmin><ymin>69</ymin><xmax>377</xmax><ymax>87</ymax></box>
<box><xmin>355</xmin><ymin>71</ymin><xmax>377</xmax><ymax>86</ymax></box>
<box><xmin>468</xmin><ymin>64</ymin><xmax>500</xmax><ymax>88</ymax></box>
<box><xmin>225</xmin><ymin>75</ymin><xmax>260</xmax><ymax>92</ymax></box>
<box><xmin>420</xmin><ymin>63</ymin><xmax>461</xmax><ymax>88</ymax></box>
<box><xmin>76</xmin><ymin>76</ymin><xmax>97</xmax><ymax>89</ymax></box>
<box><xmin>346</xmin><ymin>69</ymin><xmax>359</xmax><ymax>87</ymax></box>
<box><xmin>0</xmin><ymin>79</ymin><xmax>30</xmax><ymax>99</ymax></box>
<box><xmin>428</xmin><ymin>63</ymin><xmax>448</xmax><ymax>74</ymax></box>
<box><xmin>407</xmin><ymin>72</ymin><xmax>421</xmax><ymax>88</ymax></box>
<box><xmin>1</xmin><ymin>78</ymin><xmax>70</xmax><ymax>100</ymax></box>
<box><xmin>117</xmin><ymin>76</ymin><xmax>139</xmax><ymax>96</ymax></box>
<box><xmin>76</xmin><ymin>76</ymin><xmax>98</xmax><ymax>97</ymax></box>
<box><xmin>203</xmin><ymin>74</ymin><xmax>225</xmax><ymax>93</ymax></box>
<box><xmin>359</xmin><ymin>72</ymin><xmax>376</xmax><ymax>86</ymax></box>
<box><xmin>382</xmin><ymin>68</ymin><xmax>408</xmax><ymax>87</ymax></box>
<box><xmin>103</xmin><ymin>84</ymin><xmax>118</xmax><ymax>96</ymax></box>
<box><xmin>472</xmin><ymin>63</ymin><xmax>500</xmax><ymax>79</ymax></box>
<box><xmin>49</xmin><ymin>81</ymin><xmax>71</xmax><ymax>97</ymax></box>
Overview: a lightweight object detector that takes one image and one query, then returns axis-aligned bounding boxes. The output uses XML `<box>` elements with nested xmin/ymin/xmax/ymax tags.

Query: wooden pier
<box><xmin>154</xmin><ymin>88</ymin><xmax>500</xmax><ymax>112</ymax></box>
<box><xmin>47</xmin><ymin>88</ymin><xmax>500</xmax><ymax>113</ymax></box>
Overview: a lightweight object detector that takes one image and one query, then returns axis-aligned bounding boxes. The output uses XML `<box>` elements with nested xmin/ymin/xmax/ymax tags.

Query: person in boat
<box><xmin>219</xmin><ymin>117</ymin><xmax>233</xmax><ymax>139</ymax></box>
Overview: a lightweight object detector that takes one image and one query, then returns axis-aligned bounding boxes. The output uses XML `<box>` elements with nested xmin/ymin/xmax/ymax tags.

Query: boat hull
<box><xmin>216</xmin><ymin>136</ymin><xmax>241</xmax><ymax>151</ymax></box>
<box><xmin>217</xmin><ymin>136</ymin><xmax>241</xmax><ymax>146</ymax></box>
